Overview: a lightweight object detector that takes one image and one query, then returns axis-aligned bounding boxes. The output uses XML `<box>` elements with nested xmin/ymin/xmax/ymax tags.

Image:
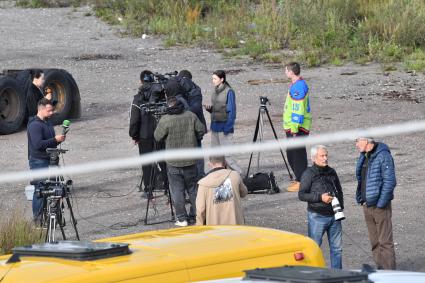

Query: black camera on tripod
<box><xmin>35</xmin><ymin>180</ymin><xmax>72</xmax><ymax>198</ymax></box>
<box><xmin>260</xmin><ymin>96</ymin><xmax>269</xmax><ymax>106</ymax></box>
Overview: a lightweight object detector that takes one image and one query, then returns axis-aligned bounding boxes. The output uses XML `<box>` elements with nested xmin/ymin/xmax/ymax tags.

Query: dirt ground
<box><xmin>1</xmin><ymin>5</ymin><xmax>425</xmax><ymax>271</ymax></box>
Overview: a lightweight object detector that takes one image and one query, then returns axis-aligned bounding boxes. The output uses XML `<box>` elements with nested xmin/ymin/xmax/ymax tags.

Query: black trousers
<box><xmin>138</xmin><ymin>138</ymin><xmax>154</xmax><ymax>191</ymax></box>
<box><xmin>138</xmin><ymin>138</ymin><xmax>167</xmax><ymax>191</ymax></box>
<box><xmin>285</xmin><ymin>131</ymin><xmax>308</xmax><ymax>181</ymax></box>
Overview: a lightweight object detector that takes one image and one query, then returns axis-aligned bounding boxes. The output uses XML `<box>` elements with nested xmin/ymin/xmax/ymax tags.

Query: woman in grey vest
<box><xmin>204</xmin><ymin>70</ymin><xmax>242</xmax><ymax>174</ymax></box>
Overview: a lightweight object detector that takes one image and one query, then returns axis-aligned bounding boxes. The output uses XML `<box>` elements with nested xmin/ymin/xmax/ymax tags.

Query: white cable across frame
<box><xmin>1</xmin><ymin>120</ymin><xmax>425</xmax><ymax>184</ymax></box>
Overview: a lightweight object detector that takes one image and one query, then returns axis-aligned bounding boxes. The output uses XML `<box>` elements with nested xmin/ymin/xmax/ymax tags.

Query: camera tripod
<box><xmin>246</xmin><ymin>96</ymin><xmax>293</xmax><ymax>180</ymax></box>
<box><xmin>43</xmin><ymin>191</ymin><xmax>79</xmax><ymax>243</ymax></box>
<box><xmin>41</xmin><ymin>148</ymin><xmax>80</xmax><ymax>243</ymax></box>
<box><xmin>142</xmin><ymin>116</ymin><xmax>175</xmax><ymax>225</ymax></box>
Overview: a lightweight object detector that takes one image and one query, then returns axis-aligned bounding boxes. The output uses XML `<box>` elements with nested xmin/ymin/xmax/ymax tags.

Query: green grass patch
<box><xmin>404</xmin><ymin>49</ymin><xmax>425</xmax><ymax>72</ymax></box>
<box><xmin>0</xmin><ymin>210</ymin><xmax>43</xmax><ymax>255</ymax></box>
<box><xmin>17</xmin><ymin>0</ymin><xmax>425</xmax><ymax>67</ymax></box>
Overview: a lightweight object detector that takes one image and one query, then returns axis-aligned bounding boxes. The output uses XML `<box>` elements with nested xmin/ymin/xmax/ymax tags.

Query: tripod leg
<box><xmin>65</xmin><ymin>196</ymin><xmax>80</xmax><ymax>240</ymax></box>
<box><xmin>47</xmin><ymin>214</ymin><xmax>56</xmax><ymax>243</ymax></box>
<box><xmin>264</xmin><ymin>107</ymin><xmax>294</xmax><ymax>181</ymax></box>
<box><xmin>256</xmin><ymin>109</ymin><xmax>266</xmax><ymax>171</ymax></box>
<box><xmin>246</xmin><ymin>107</ymin><xmax>262</xmax><ymax>178</ymax></box>
<box><xmin>138</xmin><ymin>175</ymin><xmax>144</xmax><ymax>192</ymax></box>
<box><xmin>143</xmin><ymin>162</ymin><xmax>157</xmax><ymax>225</ymax></box>
<box><xmin>59</xmin><ymin>210</ymin><xmax>67</xmax><ymax>241</ymax></box>
<box><xmin>166</xmin><ymin>184</ymin><xmax>175</xmax><ymax>220</ymax></box>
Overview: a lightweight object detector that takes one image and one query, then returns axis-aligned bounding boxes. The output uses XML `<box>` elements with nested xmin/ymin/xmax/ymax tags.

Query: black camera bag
<box><xmin>243</xmin><ymin>172</ymin><xmax>280</xmax><ymax>194</ymax></box>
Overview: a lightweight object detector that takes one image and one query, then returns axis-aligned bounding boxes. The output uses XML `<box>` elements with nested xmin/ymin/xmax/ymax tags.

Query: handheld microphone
<box><xmin>62</xmin><ymin>120</ymin><xmax>71</xmax><ymax>136</ymax></box>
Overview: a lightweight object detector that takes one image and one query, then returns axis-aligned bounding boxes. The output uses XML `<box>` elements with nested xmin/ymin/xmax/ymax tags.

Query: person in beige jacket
<box><xmin>196</xmin><ymin>156</ymin><xmax>248</xmax><ymax>225</ymax></box>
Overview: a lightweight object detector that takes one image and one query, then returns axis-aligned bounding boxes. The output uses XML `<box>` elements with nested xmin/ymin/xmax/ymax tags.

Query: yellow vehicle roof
<box><xmin>0</xmin><ymin>226</ymin><xmax>325</xmax><ymax>282</ymax></box>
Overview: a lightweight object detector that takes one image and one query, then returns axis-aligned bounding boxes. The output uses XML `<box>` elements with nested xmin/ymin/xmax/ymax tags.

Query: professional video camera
<box><xmin>35</xmin><ymin>179</ymin><xmax>72</xmax><ymax>199</ymax></box>
<box><xmin>153</xmin><ymin>71</ymin><xmax>178</xmax><ymax>84</ymax></box>
<box><xmin>260</xmin><ymin>96</ymin><xmax>270</xmax><ymax>106</ymax></box>
<box><xmin>140</xmin><ymin>101</ymin><xmax>168</xmax><ymax>116</ymax></box>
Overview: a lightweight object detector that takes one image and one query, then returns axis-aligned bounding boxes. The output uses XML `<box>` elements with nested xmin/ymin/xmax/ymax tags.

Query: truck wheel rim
<box><xmin>49</xmin><ymin>80</ymin><xmax>66</xmax><ymax>113</ymax></box>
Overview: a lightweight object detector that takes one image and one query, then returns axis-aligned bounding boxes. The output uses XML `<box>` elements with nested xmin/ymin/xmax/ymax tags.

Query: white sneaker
<box><xmin>175</xmin><ymin>220</ymin><xmax>188</xmax><ymax>227</ymax></box>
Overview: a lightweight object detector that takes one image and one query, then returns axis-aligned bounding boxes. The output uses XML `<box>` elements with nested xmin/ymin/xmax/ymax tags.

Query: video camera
<box><xmin>140</xmin><ymin>101</ymin><xmax>168</xmax><ymax>116</ymax></box>
<box><xmin>35</xmin><ymin>179</ymin><xmax>72</xmax><ymax>199</ymax></box>
<box><xmin>140</xmin><ymin>71</ymin><xmax>180</xmax><ymax>116</ymax></box>
<box><xmin>153</xmin><ymin>71</ymin><xmax>178</xmax><ymax>84</ymax></box>
<box><xmin>260</xmin><ymin>96</ymin><xmax>270</xmax><ymax>106</ymax></box>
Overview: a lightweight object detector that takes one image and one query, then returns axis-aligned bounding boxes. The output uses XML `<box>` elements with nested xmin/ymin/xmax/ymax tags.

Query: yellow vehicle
<box><xmin>0</xmin><ymin>226</ymin><xmax>325</xmax><ymax>282</ymax></box>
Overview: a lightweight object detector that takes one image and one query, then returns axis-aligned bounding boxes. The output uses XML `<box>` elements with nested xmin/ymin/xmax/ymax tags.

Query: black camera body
<box><xmin>153</xmin><ymin>71</ymin><xmax>178</xmax><ymax>84</ymax></box>
<box><xmin>141</xmin><ymin>101</ymin><xmax>168</xmax><ymax>116</ymax></box>
<box><xmin>35</xmin><ymin>180</ymin><xmax>71</xmax><ymax>199</ymax></box>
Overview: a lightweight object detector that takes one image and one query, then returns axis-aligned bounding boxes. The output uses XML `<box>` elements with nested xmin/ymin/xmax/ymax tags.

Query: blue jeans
<box><xmin>308</xmin><ymin>211</ymin><xmax>342</xmax><ymax>269</ymax></box>
<box><xmin>29</xmin><ymin>158</ymin><xmax>50</xmax><ymax>222</ymax></box>
<box><xmin>167</xmin><ymin>164</ymin><xmax>198</xmax><ymax>222</ymax></box>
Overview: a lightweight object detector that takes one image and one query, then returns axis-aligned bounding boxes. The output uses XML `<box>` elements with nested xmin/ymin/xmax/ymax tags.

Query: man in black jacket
<box><xmin>26</xmin><ymin>69</ymin><xmax>45</xmax><ymax>118</ymax></box>
<box><xmin>129</xmin><ymin>70</ymin><xmax>164</xmax><ymax>197</ymax></box>
<box><xmin>298</xmin><ymin>145</ymin><xmax>344</xmax><ymax>269</ymax></box>
<box><xmin>176</xmin><ymin>70</ymin><xmax>207</xmax><ymax>177</ymax></box>
<box><xmin>27</xmin><ymin>98</ymin><xmax>65</xmax><ymax>222</ymax></box>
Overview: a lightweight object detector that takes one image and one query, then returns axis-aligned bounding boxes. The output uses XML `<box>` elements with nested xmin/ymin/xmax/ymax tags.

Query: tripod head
<box><xmin>260</xmin><ymin>96</ymin><xmax>270</xmax><ymax>107</ymax></box>
<box><xmin>46</xmin><ymin>148</ymin><xmax>68</xmax><ymax>166</ymax></box>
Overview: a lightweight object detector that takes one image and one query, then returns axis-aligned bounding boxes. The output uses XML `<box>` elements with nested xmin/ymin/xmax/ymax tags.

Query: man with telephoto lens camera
<box><xmin>27</xmin><ymin>98</ymin><xmax>65</xmax><ymax>223</ymax></box>
<box><xmin>154</xmin><ymin>80</ymin><xmax>206</xmax><ymax>227</ymax></box>
<box><xmin>129</xmin><ymin>70</ymin><xmax>165</xmax><ymax>197</ymax></box>
<box><xmin>298</xmin><ymin>145</ymin><xmax>344</xmax><ymax>269</ymax></box>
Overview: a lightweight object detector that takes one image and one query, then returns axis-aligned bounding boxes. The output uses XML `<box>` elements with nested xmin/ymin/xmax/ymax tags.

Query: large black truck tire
<box><xmin>42</xmin><ymin>69</ymin><xmax>73</xmax><ymax>125</ymax></box>
<box><xmin>0</xmin><ymin>76</ymin><xmax>26</xmax><ymax>134</ymax></box>
<box><xmin>56</xmin><ymin>69</ymin><xmax>81</xmax><ymax>119</ymax></box>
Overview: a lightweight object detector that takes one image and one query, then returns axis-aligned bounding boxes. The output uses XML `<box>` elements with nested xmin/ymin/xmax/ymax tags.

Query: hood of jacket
<box><xmin>369</xmin><ymin>142</ymin><xmax>390</xmax><ymax>160</ymax></box>
<box><xmin>166</xmin><ymin>99</ymin><xmax>185</xmax><ymax>115</ymax></box>
<box><xmin>198</xmin><ymin>168</ymin><xmax>233</xmax><ymax>188</ymax></box>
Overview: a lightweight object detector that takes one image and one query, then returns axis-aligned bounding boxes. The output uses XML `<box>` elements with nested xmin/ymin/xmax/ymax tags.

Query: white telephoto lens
<box><xmin>332</xmin><ymin>197</ymin><xmax>345</xmax><ymax>221</ymax></box>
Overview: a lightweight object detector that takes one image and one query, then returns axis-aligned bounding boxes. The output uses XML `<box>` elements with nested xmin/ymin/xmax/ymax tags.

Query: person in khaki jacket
<box><xmin>196</xmin><ymin>156</ymin><xmax>248</xmax><ymax>225</ymax></box>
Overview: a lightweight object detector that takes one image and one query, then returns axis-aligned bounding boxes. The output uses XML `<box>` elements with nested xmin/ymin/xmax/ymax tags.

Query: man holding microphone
<box><xmin>27</xmin><ymin>98</ymin><xmax>65</xmax><ymax>223</ymax></box>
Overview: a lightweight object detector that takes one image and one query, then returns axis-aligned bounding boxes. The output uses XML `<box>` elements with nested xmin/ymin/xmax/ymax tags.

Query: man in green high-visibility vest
<box><xmin>283</xmin><ymin>62</ymin><xmax>312</xmax><ymax>192</ymax></box>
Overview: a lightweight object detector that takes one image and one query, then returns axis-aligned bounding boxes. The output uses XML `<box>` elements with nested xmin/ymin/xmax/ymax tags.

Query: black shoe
<box><xmin>188</xmin><ymin>216</ymin><xmax>196</xmax><ymax>225</ymax></box>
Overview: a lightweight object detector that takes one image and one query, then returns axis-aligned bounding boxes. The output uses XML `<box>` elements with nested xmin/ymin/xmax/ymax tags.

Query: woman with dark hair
<box><xmin>204</xmin><ymin>70</ymin><xmax>242</xmax><ymax>174</ymax></box>
<box><xmin>26</xmin><ymin>69</ymin><xmax>45</xmax><ymax>117</ymax></box>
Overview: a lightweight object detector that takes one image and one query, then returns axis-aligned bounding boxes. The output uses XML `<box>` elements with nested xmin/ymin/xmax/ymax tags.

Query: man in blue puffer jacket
<box><xmin>355</xmin><ymin>137</ymin><xmax>396</xmax><ymax>270</ymax></box>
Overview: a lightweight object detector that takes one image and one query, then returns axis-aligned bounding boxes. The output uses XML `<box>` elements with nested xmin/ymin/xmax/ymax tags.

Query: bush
<box><xmin>18</xmin><ymin>0</ymin><xmax>425</xmax><ymax>66</ymax></box>
<box><xmin>0</xmin><ymin>210</ymin><xmax>43</xmax><ymax>255</ymax></box>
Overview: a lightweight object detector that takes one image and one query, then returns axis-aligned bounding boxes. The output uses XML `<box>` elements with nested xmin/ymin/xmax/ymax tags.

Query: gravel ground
<box><xmin>1</xmin><ymin>5</ymin><xmax>425</xmax><ymax>271</ymax></box>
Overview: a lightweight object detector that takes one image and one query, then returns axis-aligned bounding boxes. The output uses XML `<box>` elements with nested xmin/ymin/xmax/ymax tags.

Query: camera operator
<box><xmin>298</xmin><ymin>145</ymin><xmax>344</xmax><ymax>269</ymax></box>
<box><xmin>27</xmin><ymin>98</ymin><xmax>65</xmax><ymax>223</ymax></box>
<box><xmin>154</xmin><ymin>80</ymin><xmax>206</xmax><ymax>227</ymax></box>
<box><xmin>176</xmin><ymin>70</ymin><xmax>207</xmax><ymax>177</ymax></box>
<box><xmin>129</xmin><ymin>70</ymin><xmax>164</xmax><ymax>197</ymax></box>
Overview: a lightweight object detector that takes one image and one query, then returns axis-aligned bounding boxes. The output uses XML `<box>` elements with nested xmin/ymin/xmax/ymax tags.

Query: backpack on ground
<box><xmin>243</xmin><ymin>172</ymin><xmax>280</xmax><ymax>194</ymax></box>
